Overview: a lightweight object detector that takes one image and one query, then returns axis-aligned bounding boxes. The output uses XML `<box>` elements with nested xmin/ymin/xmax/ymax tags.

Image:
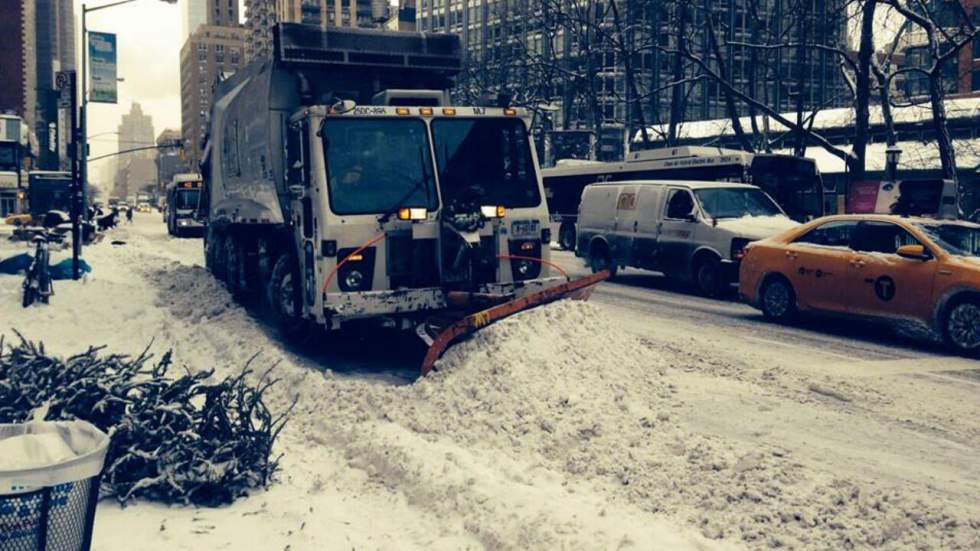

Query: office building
<box><xmin>184</xmin><ymin>0</ymin><xmax>241</xmax><ymax>39</ymax></box>
<box><xmin>0</xmin><ymin>0</ymin><xmax>37</xmax><ymax>129</ymax></box>
<box><xmin>180</xmin><ymin>25</ymin><xmax>246</xmax><ymax>168</ymax></box>
<box><xmin>114</xmin><ymin>103</ymin><xmax>156</xmax><ymax>198</ymax></box>
<box><xmin>244</xmin><ymin>0</ymin><xmax>389</xmax><ymax>62</ymax></box>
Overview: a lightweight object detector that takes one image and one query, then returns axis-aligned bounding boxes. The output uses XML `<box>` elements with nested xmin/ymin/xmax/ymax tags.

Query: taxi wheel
<box><xmin>943</xmin><ymin>299</ymin><xmax>980</xmax><ymax>355</ymax></box>
<box><xmin>760</xmin><ymin>276</ymin><xmax>797</xmax><ymax>322</ymax></box>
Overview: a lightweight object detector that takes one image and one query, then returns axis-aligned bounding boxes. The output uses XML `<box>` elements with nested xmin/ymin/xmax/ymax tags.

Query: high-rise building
<box><xmin>895</xmin><ymin>0</ymin><xmax>980</xmax><ymax>99</ymax></box>
<box><xmin>156</xmin><ymin>128</ymin><xmax>189</xmax><ymax>197</ymax></box>
<box><xmin>244</xmin><ymin>0</ymin><xmax>389</xmax><ymax>63</ymax></box>
<box><xmin>180</xmin><ymin>25</ymin><xmax>246</xmax><ymax>168</ymax></box>
<box><xmin>417</xmin><ymin>0</ymin><xmax>850</xmax><ymax>160</ymax></box>
<box><xmin>0</xmin><ymin>0</ymin><xmax>37</xmax><ymax>129</ymax></box>
<box><xmin>35</xmin><ymin>0</ymin><xmax>76</xmax><ymax>170</ymax></box>
<box><xmin>184</xmin><ymin>0</ymin><xmax>241</xmax><ymax>39</ymax></box>
<box><xmin>115</xmin><ymin>103</ymin><xmax>157</xmax><ymax>198</ymax></box>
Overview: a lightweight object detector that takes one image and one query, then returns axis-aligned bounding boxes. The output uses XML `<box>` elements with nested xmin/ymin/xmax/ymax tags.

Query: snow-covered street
<box><xmin>1</xmin><ymin>213</ymin><xmax>978</xmax><ymax>550</ymax></box>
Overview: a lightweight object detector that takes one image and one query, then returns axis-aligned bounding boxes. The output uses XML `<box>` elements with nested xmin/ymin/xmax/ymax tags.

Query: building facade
<box><xmin>114</xmin><ymin>103</ymin><xmax>157</xmax><ymax>199</ymax></box>
<box><xmin>156</xmin><ymin>128</ymin><xmax>190</xmax><ymax>198</ymax></box>
<box><xmin>417</xmin><ymin>0</ymin><xmax>850</xmax><ymax>161</ymax></box>
<box><xmin>244</xmin><ymin>0</ymin><xmax>390</xmax><ymax>62</ymax></box>
<box><xmin>0</xmin><ymin>0</ymin><xmax>37</xmax><ymax>130</ymax></box>
<box><xmin>180</xmin><ymin>25</ymin><xmax>246</xmax><ymax>168</ymax></box>
<box><xmin>35</xmin><ymin>0</ymin><xmax>76</xmax><ymax>171</ymax></box>
<box><xmin>895</xmin><ymin>0</ymin><xmax>980</xmax><ymax>100</ymax></box>
<box><xmin>184</xmin><ymin>0</ymin><xmax>241</xmax><ymax>40</ymax></box>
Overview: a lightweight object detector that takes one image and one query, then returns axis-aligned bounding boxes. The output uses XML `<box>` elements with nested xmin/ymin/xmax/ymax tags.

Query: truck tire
<box><xmin>224</xmin><ymin>236</ymin><xmax>247</xmax><ymax>299</ymax></box>
<box><xmin>559</xmin><ymin>222</ymin><xmax>576</xmax><ymax>251</ymax></box>
<box><xmin>209</xmin><ymin>231</ymin><xmax>227</xmax><ymax>281</ymax></box>
<box><xmin>268</xmin><ymin>253</ymin><xmax>310</xmax><ymax>342</ymax></box>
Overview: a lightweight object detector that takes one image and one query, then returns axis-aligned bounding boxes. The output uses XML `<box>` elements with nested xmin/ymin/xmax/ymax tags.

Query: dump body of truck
<box><xmin>202</xmin><ymin>24</ymin><xmax>605</xmax><ymax>373</ymax></box>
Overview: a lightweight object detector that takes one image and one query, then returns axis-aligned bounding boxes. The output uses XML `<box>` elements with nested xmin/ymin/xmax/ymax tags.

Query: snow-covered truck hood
<box><xmin>714</xmin><ymin>215</ymin><xmax>800</xmax><ymax>241</ymax></box>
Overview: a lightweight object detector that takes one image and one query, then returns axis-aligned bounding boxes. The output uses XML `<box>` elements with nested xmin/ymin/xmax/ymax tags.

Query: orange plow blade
<box><xmin>418</xmin><ymin>271</ymin><xmax>609</xmax><ymax>376</ymax></box>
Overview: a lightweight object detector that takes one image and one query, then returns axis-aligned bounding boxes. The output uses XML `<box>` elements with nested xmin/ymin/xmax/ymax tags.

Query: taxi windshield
<box><xmin>915</xmin><ymin>222</ymin><xmax>980</xmax><ymax>257</ymax></box>
<box><xmin>694</xmin><ymin>188</ymin><xmax>784</xmax><ymax>219</ymax></box>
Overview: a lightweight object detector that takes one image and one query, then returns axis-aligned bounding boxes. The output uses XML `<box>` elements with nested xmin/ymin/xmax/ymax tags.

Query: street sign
<box><xmin>89</xmin><ymin>32</ymin><xmax>118</xmax><ymax>104</ymax></box>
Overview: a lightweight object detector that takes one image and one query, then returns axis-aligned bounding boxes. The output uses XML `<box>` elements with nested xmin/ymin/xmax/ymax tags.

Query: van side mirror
<box><xmin>896</xmin><ymin>244</ymin><xmax>930</xmax><ymax>261</ymax></box>
<box><xmin>684</xmin><ymin>212</ymin><xmax>698</xmax><ymax>222</ymax></box>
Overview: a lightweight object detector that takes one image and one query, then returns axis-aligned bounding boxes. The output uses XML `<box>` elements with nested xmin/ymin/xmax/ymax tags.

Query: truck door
<box><xmin>629</xmin><ymin>185</ymin><xmax>664</xmax><ymax>270</ymax></box>
<box><xmin>286</xmin><ymin>119</ymin><xmax>316</xmax><ymax>308</ymax></box>
<box><xmin>658</xmin><ymin>187</ymin><xmax>699</xmax><ymax>277</ymax></box>
<box><xmin>610</xmin><ymin>185</ymin><xmax>638</xmax><ymax>266</ymax></box>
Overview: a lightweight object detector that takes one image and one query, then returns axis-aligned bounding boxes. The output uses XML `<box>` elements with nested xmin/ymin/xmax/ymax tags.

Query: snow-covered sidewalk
<box><xmin>1</xmin><ymin>214</ymin><xmax>978</xmax><ymax>550</ymax></box>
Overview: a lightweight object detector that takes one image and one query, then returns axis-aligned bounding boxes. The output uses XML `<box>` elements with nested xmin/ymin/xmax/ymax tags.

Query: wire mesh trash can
<box><xmin>0</xmin><ymin>421</ymin><xmax>109</xmax><ymax>551</ymax></box>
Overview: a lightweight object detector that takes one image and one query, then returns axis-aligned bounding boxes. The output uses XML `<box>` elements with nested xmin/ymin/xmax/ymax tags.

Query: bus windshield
<box><xmin>174</xmin><ymin>188</ymin><xmax>201</xmax><ymax>210</ymax></box>
<box><xmin>750</xmin><ymin>156</ymin><xmax>823</xmax><ymax>221</ymax></box>
<box><xmin>695</xmin><ymin>188</ymin><xmax>784</xmax><ymax>219</ymax></box>
<box><xmin>322</xmin><ymin>118</ymin><xmax>437</xmax><ymax>215</ymax></box>
<box><xmin>432</xmin><ymin>118</ymin><xmax>541</xmax><ymax>208</ymax></box>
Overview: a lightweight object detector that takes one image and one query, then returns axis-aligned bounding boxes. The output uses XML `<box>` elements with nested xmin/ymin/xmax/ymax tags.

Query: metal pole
<box><xmin>80</xmin><ymin>5</ymin><xmax>88</xmax><ymax>224</ymax></box>
<box><xmin>70</xmin><ymin>72</ymin><xmax>82</xmax><ymax>280</ymax></box>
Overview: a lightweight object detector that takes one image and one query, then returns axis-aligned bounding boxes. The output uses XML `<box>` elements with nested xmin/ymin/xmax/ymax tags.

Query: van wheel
<box><xmin>760</xmin><ymin>276</ymin><xmax>797</xmax><ymax>323</ymax></box>
<box><xmin>943</xmin><ymin>298</ymin><xmax>980</xmax><ymax>355</ymax></box>
<box><xmin>559</xmin><ymin>223</ymin><xmax>576</xmax><ymax>251</ymax></box>
<box><xmin>694</xmin><ymin>256</ymin><xmax>725</xmax><ymax>297</ymax></box>
<box><xmin>269</xmin><ymin>253</ymin><xmax>312</xmax><ymax>342</ymax></box>
<box><xmin>589</xmin><ymin>244</ymin><xmax>617</xmax><ymax>279</ymax></box>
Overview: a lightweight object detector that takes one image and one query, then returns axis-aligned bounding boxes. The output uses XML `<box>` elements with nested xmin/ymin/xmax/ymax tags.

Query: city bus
<box><xmin>165</xmin><ymin>173</ymin><xmax>205</xmax><ymax>237</ymax></box>
<box><xmin>541</xmin><ymin>146</ymin><xmax>825</xmax><ymax>249</ymax></box>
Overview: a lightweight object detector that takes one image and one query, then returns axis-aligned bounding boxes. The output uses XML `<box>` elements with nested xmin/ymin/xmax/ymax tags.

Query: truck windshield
<box><xmin>694</xmin><ymin>188</ymin><xmax>784</xmax><ymax>219</ymax></box>
<box><xmin>321</xmin><ymin>119</ymin><xmax>437</xmax><ymax>215</ymax></box>
<box><xmin>914</xmin><ymin>222</ymin><xmax>980</xmax><ymax>257</ymax></box>
<box><xmin>174</xmin><ymin>189</ymin><xmax>201</xmax><ymax>210</ymax></box>
<box><xmin>432</xmin><ymin>118</ymin><xmax>541</xmax><ymax>208</ymax></box>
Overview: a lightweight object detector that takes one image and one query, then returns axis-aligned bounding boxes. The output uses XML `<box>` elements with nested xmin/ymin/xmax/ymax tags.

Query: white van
<box><xmin>575</xmin><ymin>180</ymin><xmax>799</xmax><ymax>295</ymax></box>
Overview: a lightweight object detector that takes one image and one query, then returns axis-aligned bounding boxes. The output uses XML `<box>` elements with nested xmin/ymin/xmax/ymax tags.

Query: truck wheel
<box><xmin>760</xmin><ymin>276</ymin><xmax>797</xmax><ymax>323</ymax></box>
<box><xmin>559</xmin><ymin>223</ymin><xmax>576</xmax><ymax>251</ymax></box>
<box><xmin>694</xmin><ymin>255</ymin><xmax>725</xmax><ymax>297</ymax></box>
<box><xmin>224</xmin><ymin>236</ymin><xmax>247</xmax><ymax>298</ymax></box>
<box><xmin>589</xmin><ymin>243</ymin><xmax>617</xmax><ymax>279</ymax></box>
<box><xmin>943</xmin><ymin>298</ymin><xmax>980</xmax><ymax>356</ymax></box>
<box><xmin>210</xmin><ymin>231</ymin><xmax>227</xmax><ymax>281</ymax></box>
<box><xmin>268</xmin><ymin>253</ymin><xmax>310</xmax><ymax>342</ymax></box>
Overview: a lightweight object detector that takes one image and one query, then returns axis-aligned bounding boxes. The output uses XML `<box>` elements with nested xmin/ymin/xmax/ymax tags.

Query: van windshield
<box><xmin>694</xmin><ymin>188</ymin><xmax>784</xmax><ymax>219</ymax></box>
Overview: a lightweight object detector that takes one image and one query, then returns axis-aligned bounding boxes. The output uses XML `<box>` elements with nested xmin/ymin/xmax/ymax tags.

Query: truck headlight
<box><xmin>481</xmin><ymin>205</ymin><xmax>505</xmax><ymax>218</ymax></box>
<box><xmin>344</xmin><ymin>270</ymin><xmax>364</xmax><ymax>290</ymax></box>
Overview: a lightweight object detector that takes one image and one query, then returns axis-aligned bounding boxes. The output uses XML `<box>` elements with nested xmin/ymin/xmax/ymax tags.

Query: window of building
<box><xmin>973</xmin><ymin>70</ymin><xmax>980</xmax><ymax>92</ymax></box>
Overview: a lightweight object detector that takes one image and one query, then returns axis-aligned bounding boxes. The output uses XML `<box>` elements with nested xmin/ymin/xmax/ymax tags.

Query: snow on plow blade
<box><xmin>418</xmin><ymin>271</ymin><xmax>609</xmax><ymax>376</ymax></box>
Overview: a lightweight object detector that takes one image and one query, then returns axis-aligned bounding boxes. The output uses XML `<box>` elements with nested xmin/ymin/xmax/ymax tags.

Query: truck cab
<box><xmin>203</xmin><ymin>24</ymin><xmax>560</xmax><ymax>337</ymax></box>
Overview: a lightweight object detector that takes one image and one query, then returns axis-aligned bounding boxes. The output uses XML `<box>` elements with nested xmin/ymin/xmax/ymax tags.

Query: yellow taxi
<box><xmin>739</xmin><ymin>215</ymin><xmax>980</xmax><ymax>354</ymax></box>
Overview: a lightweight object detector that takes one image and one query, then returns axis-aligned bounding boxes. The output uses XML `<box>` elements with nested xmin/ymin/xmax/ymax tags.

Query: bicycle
<box><xmin>22</xmin><ymin>232</ymin><xmax>55</xmax><ymax>307</ymax></box>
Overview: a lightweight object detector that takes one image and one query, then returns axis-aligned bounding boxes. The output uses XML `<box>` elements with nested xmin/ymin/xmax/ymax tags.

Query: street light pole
<box><xmin>80</xmin><ymin>0</ymin><xmax>176</xmax><ymax>220</ymax></box>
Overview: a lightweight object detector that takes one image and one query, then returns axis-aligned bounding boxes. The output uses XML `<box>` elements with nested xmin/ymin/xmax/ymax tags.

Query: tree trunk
<box><xmin>928</xmin><ymin>72</ymin><xmax>958</xmax><ymax>183</ymax></box>
<box><xmin>704</xmin><ymin>0</ymin><xmax>754</xmax><ymax>152</ymax></box>
<box><xmin>668</xmin><ymin>1</ymin><xmax>688</xmax><ymax>146</ymax></box>
<box><xmin>852</xmin><ymin>0</ymin><xmax>876</xmax><ymax>182</ymax></box>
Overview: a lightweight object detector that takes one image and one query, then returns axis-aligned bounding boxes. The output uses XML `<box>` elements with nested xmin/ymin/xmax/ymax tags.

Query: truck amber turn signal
<box><xmin>481</xmin><ymin>205</ymin><xmax>505</xmax><ymax>218</ymax></box>
<box><xmin>398</xmin><ymin>207</ymin><xmax>428</xmax><ymax>221</ymax></box>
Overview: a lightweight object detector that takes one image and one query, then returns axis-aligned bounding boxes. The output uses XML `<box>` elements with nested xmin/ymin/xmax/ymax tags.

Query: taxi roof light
<box><xmin>397</xmin><ymin>207</ymin><xmax>428</xmax><ymax>221</ymax></box>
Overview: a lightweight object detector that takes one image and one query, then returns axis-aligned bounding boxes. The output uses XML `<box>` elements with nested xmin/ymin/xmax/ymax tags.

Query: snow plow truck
<box><xmin>201</xmin><ymin>24</ymin><xmax>606</xmax><ymax>374</ymax></box>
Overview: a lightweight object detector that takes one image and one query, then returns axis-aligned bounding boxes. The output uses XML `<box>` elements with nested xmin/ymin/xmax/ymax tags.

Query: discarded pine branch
<box><xmin>0</xmin><ymin>333</ymin><xmax>294</xmax><ymax>506</ymax></box>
